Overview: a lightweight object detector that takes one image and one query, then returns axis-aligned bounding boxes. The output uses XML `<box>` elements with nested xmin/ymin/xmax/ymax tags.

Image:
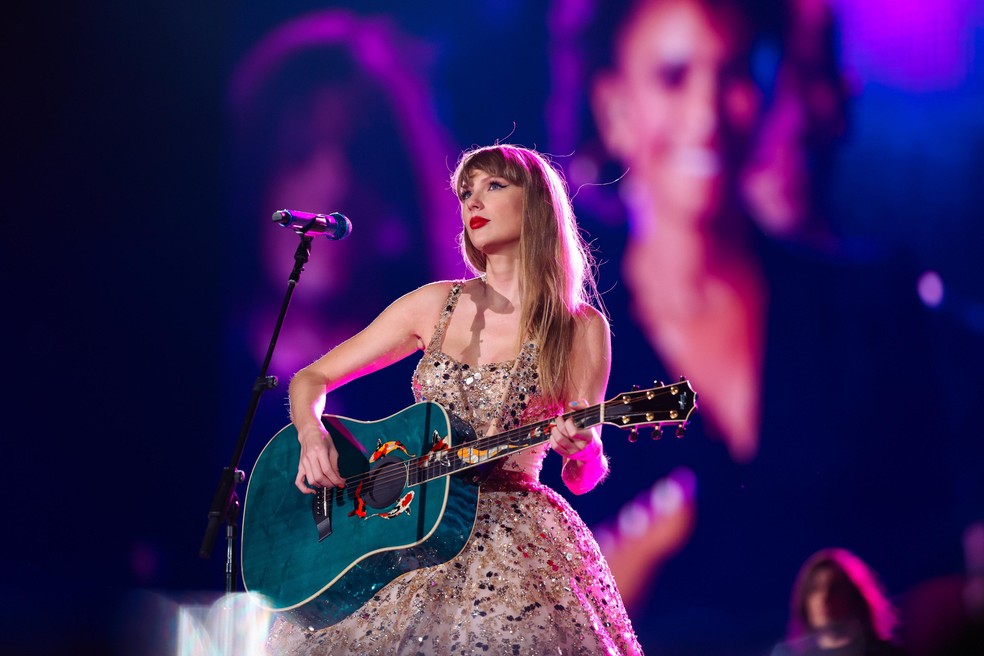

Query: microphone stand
<box><xmin>199</xmin><ymin>233</ymin><xmax>314</xmax><ymax>593</ymax></box>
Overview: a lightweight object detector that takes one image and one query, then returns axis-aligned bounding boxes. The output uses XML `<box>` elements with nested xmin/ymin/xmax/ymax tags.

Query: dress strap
<box><xmin>425</xmin><ymin>281</ymin><xmax>465</xmax><ymax>354</ymax></box>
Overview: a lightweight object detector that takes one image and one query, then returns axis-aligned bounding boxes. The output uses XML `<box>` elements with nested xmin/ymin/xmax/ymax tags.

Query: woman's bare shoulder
<box><xmin>576</xmin><ymin>304</ymin><xmax>611</xmax><ymax>336</ymax></box>
<box><xmin>395</xmin><ymin>279</ymin><xmax>477</xmax><ymax>327</ymax></box>
<box><xmin>401</xmin><ymin>279</ymin><xmax>465</xmax><ymax>308</ymax></box>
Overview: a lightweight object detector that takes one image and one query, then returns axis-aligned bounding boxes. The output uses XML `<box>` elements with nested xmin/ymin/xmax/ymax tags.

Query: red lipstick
<box><xmin>469</xmin><ymin>216</ymin><xmax>490</xmax><ymax>230</ymax></box>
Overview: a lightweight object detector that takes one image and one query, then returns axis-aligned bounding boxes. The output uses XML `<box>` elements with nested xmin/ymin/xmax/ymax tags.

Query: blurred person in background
<box><xmin>590</xmin><ymin>0</ymin><xmax>766</xmax><ymax>462</ymax></box>
<box><xmin>543</xmin><ymin>0</ymin><xmax>948</xmax><ymax>648</ymax></box>
<box><xmin>772</xmin><ymin>548</ymin><xmax>907</xmax><ymax>656</ymax></box>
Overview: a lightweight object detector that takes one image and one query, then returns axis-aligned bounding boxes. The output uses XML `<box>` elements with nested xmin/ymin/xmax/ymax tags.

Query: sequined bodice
<box><xmin>412</xmin><ymin>281</ymin><xmax>561</xmax><ymax>477</ymax></box>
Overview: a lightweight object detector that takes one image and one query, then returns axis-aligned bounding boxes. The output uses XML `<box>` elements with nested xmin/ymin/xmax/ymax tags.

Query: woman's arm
<box><xmin>549</xmin><ymin>307</ymin><xmax>612</xmax><ymax>495</ymax></box>
<box><xmin>291</xmin><ymin>281</ymin><xmax>450</xmax><ymax>494</ymax></box>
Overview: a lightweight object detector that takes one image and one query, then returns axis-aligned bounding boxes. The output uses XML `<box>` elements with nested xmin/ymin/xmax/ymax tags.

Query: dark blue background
<box><xmin>4</xmin><ymin>1</ymin><xmax>982</xmax><ymax>654</ymax></box>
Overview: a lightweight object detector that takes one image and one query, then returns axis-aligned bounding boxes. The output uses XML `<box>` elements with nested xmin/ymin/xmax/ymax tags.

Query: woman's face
<box><xmin>596</xmin><ymin>0</ymin><xmax>759</xmax><ymax>224</ymax></box>
<box><xmin>459</xmin><ymin>169</ymin><xmax>525</xmax><ymax>256</ymax></box>
<box><xmin>804</xmin><ymin>566</ymin><xmax>857</xmax><ymax>631</ymax></box>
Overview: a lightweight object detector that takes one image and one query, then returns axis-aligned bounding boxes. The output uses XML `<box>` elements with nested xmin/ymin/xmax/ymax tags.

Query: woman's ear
<box><xmin>591</xmin><ymin>72</ymin><xmax>634</xmax><ymax>163</ymax></box>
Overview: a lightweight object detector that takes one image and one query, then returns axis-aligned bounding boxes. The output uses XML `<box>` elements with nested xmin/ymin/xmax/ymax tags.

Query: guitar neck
<box><xmin>376</xmin><ymin>379</ymin><xmax>695</xmax><ymax>487</ymax></box>
<box><xmin>408</xmin><ymin>405</ymin><xmax>603</xmax><ymax>486</ymax></box>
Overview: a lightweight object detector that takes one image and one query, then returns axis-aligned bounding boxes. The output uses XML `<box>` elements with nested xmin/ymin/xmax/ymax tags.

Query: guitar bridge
<box><xmin>312</xmin><ymin>487</ymin><xmax>333</xmax><ymax>541</ymax></box>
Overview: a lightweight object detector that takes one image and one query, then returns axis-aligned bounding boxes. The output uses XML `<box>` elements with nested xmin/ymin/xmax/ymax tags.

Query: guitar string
<box><xmin>331</xmin><ymin>385</ymin><xmax>690</xmax><ymax>494</ymax></box>
<box><xmin>333</xmin><ymin>387</ymin><xmax>690</xmax><ymax>493</ymax></box>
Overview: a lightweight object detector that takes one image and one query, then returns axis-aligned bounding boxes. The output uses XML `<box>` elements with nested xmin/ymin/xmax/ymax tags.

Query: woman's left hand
<box><xmin>549</xmin><ymin>400</ymin><xmax>603</xmax><ymax>462</ymax></box>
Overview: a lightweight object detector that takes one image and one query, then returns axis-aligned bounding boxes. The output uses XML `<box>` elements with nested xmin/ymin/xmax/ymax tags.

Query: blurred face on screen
<box><xmin>804</xmin><ymin>565</ymin><xmax>859</xmax><ymax>632</ymax></box>
<box><xmin>594</xmin><ymin>0</ymin><xmax>759</xmax><ymax>225</ymax></box>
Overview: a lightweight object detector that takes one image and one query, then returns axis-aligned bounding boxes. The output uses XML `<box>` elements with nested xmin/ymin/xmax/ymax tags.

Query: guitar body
<box><xmin>241</xmin><ymin>401</ymin><xmax>481</xmax><ymax>629</ymax></box>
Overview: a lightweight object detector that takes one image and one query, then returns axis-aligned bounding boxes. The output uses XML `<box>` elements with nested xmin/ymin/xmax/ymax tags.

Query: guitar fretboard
<box><xmin>407</xmin><ymin>406</ymin><xmax>603</xmax><ymax>486</ymax></box>
<box><xmin>340</xmin><ymin>379</ymin><xmax>695</xmax><ymax>492</ymax></box>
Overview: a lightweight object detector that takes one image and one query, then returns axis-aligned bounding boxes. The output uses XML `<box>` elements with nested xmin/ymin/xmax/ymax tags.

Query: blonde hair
<box><xmin>451</xmin><ymin>144</ymin><xmax>603</xmax><ymax>404</ymax></box>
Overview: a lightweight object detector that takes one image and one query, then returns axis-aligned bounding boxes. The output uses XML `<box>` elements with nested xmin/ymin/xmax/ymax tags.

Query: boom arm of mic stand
<box><xmin>198</xmin><ymin>236</ymin><xmax>314</xmax><ymax>593</ymax></box>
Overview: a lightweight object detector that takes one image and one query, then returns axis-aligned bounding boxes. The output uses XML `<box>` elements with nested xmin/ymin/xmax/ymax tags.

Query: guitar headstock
<box><xmin>602</xmin><ymin>378</ymin><xmax>698</xmax><ymax>441</ymax></box>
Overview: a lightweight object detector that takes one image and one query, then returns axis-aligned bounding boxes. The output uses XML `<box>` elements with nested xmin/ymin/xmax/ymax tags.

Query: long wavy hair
<box><xmin>787</xmin><ymin>548</ymin><xmax>899</xmax><ymax>645</ymax></box>
<box><xmin>451</xmin><ymin>144</ymin><xmax>602</xmax><ymax>405</ymax></box>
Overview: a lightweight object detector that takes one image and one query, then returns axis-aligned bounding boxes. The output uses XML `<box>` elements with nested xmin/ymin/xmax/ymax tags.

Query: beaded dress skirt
<box><xmin>266</xmin><ymin>283</ymin><xmax>642</xmax><ymax>655</ymax></box>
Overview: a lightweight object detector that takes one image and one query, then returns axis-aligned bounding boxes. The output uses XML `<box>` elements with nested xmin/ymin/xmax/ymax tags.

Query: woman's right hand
<box><xmin>294</xmin><ymin>424</ymin><xmax>346</xmax><ymax>493</ymax></box>
<box><xmin>285</xmin><ymin>283</ymin><xmax>447</xmax><ymax>494</ymax></box>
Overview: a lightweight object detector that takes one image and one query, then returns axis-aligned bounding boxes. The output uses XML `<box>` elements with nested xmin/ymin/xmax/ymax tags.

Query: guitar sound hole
<box><xmin>363</xmin><ymin>456</ymin><xmax>407</xmax><ymax>509</ymax></box>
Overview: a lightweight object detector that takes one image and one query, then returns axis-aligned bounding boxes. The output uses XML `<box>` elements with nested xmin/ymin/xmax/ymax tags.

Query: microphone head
<box><xmin>327</xmin><ymin>212</ymin><xmax>352</xmax><ymax>240</ymax></box>
<box><xmin>270</xmin><ymin>208</ymin><xmax>350</xmax><ymax>240</ymax></box>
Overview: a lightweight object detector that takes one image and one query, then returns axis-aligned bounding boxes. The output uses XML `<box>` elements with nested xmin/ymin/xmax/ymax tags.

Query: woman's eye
<box><xmin>460</xmin><ymin>190</ymin><xmax>472</xmax><ymax>200</ymax></box>
<box><xmin>489</xmin><ymin>181</ymin><xmax>507</xmax><ymax>190</ymax></box>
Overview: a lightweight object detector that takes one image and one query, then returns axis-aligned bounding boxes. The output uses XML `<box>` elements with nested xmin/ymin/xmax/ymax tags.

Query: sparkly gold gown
<box><xmin>266</xmin><ymin>282</ymin><xmax>642</xmax><ymax>655</ymax></box>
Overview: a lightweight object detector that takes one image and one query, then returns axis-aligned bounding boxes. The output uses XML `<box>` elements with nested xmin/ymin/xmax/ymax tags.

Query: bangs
<box><xmin>453</xmin><ymin>147</ymin><xmax>530</xmax><ymax>196</ymax></box>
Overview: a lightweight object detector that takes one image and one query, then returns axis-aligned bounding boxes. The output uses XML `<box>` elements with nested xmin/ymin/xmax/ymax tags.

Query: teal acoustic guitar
<box><xmin>240</xmin><ymin>379</ymin><xmax>697</xmax><ymax>629</ymax></box>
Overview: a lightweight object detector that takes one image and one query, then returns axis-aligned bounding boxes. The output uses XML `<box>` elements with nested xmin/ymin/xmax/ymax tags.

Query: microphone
<box><xmin>272</xmin><ymin>209</ymin><xmax>352</xmax><ymax>241</ymax></box>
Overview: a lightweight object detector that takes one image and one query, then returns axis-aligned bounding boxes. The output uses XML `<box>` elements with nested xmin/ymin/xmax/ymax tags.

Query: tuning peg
<box><xmin>631</xmin><ymin>384</ymin><xmax>640</xmax><ymax>391</ymax></box>
<box><xmin>676</xmin><ymin>424</ymin><xmax>687</xmax><ymax>438</ymax></box>
<box><xmin>651</xmin><ymin>426</ymin><xmax>663</xmax><ymax>440</ymax></box>
<box><xmin>653</xmin><ymin>379</ymin><xmax>664</xmax><ymax>387</ymax></box>
<box><xmin>678</xmin><ymin>375</ymin><xmax>687</xmax><ymax>382</ymax></box>
<box><xmin>628</xmin><ymin>427</ymin><xmax>639</xmax><ymax>443</ymax></box>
